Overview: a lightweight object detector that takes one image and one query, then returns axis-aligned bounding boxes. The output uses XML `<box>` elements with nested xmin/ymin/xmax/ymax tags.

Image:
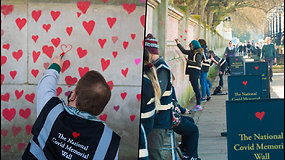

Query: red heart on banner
<box><xmin>136</xmin><ymin>94</ymin><xmax>141</xmax><ymax>101</ymax></box>
<box><xmin>66</xmin><ymin>27</ymin><xmax>73</xmax><ymax>36</ymax></box>
<box><xmin>25</xmin><ymin>125</ymin><xmax>32</xmax><ymax>135</ymax></box>
<box><xmin>255</xmin><ymin>66</ymin><xmax>259</xmax><ymax>70</ymax></box>
<box><xmin>83</xmin><ymin>20</ymin><xmax>95</xmax><ymax>36</ymax></box>
<box><xmin>2</xmin><ymin>144</ymin><xmax>11</xmax><ymax>152</ymax></box>
<box><xmin>123</xmin><ymin>41</ymin><xmax>129</xmax><ymax>50</ymax></box>
<box><xmin>12</xmin><ymin>126</ymin><xmax>22</xmax><ymax>137</ymax></box>
<box><xmin>131</xmin><ymin>34</ymin><xmax>136</xmax><ymax>40</ymax></box>
<box><xmin>1</xmin><ymin>56</ymin><xmax>7</xmax><ymax>66</ymax></box>
<box><xmin>10</xmin><ymin>70</ymin><xmax>17</xmax><ymax>79</ymax></box>
<box><xmin>65</xmin><ymin>76</ymin><xmax>78</xmax><ymax>85</ymax></box>
<box><xmin>121</xmin><ymin>68</ymin><xmax>128</xmax><ymax>77</ymax></box>
<box><xmin>112</xmin><ymin>51</ymin><xmax>118</xmax><ymax>58</ymax></box>
<box><xmin>78</xmin><ymin>67</ymin><xmax>89</xmax><ymax>77</ymax></box>
<box><xmin>107</xmin><ymin>81</ymin><xmax>113</xmax><ymax>91</ymax></box>
<box><xmin>77</xmin><ymin>47</ymin><xmax>87</xmax><ymax>58</ymax></box>
<box><xmin>255</xmin><ymin>111</ymin><xmax>265</xmax><ymax>120</ymax></box>
<box><xmin>1</xmin><ymin>129</ymin><xmax>8</xmax><ymax>137</ymax></box>
<box><xmin>1</xmin><ymin>5</ymin><xmax>14</xmax><ymax>17</ymax></box>
<box><xmin>32</xmin><ymin>35</ymin><xmax>39</xmax><ymax>43</ymax></box>
<box><xmin>51</xmin><ymin>37</ymin><xmax>61</xmax><ymax>48</ymax></box>
<box><xmin>107</xmin><ymin>17</ymin><xmax>116</xmax><ymax>29</ymax></box>
<box><xmin>1</xmin><ymin>93</ymin><xmax>10</xmax><ymax>102</ymax></box>
<box><xmin>120</xmin><ymin>92</ymin><xmax>127</xmax><ymax>100</ymax></box>
<box><xmin>140</xmin><ymin>15</ymin><xmax>145</xmax><ymax>28</ymax></box>
<box><xmin>99</xmin><ymin>113</ymin><xmax>108</xmax><ymax>122</ymax></box>
<box><xmin>42</xmin><ymin>45</ymin><xmax>54</xmax><ymax>58</ymax></box>
<box><xmin>113</xmin><ymin>105</ymin><xmax>119</xmax><ymax>112</ymax></box>
<box><xmin>56</xmin><ymin>87</ymin><xmax>62</xmax><ymax>96</ymax></box>
<box><xmin>50</xmin><ymin>11</ymin><xmax>60</xmax><ymax>21</ymax></box>
<box><xmin>77</xmin><ymin>1</ymin><xmax>91</xmax><ymax>14</ymax></box>
<box><xmin>235</xmin><ymin>58</ymin><xmax>238</xmax><ymax>61</ymax></box>
<box><xmin>42</xmin><ymin>24</ymin><xmax>51</xmax><ymax>32</ymax></box>
<box><xmin>3</xmin><ymin>43</ymin><xmax>10</xmax><ymax>50</ymax></box>
<box><xmin>12</xmin><ymin>49</ymin><xmax>23</xmax><ymax>61</ymax></box>
<box><xmin>17</xmin><ymin>143</ymin><xmax>26</xmax><ymax>151</ymax></box>
<box><xmin>31</xmin><ymin>69</ymin><xmax>39</xmax><ymax>78</ymax></box>
<box><xmin>15</xmin><ymin>18</ymin><xmax>27</xmax><ymax>30</ymax></box>
<box><xmin>101</xmin><ymin>58</ymin><xmax>110</xmax><ymax>72</ymax></box>
<box><xmin>112</xmin><ymin>36</ymin><xmax>118</xmax><ymax>44</ymax></box>
<box><xmin>72</xmin><ymin>132</ymin><xmax>80</xmax><ymax>138</ymax></box>
<box><xmin>130</xmin><ymin>115</ymin><xmax>136</xmax><ymax>122</ymax></box>
<box><xmin>2</xmin><ymin>108</ymin><xmax>16</xmax><ymax>122</ymax></box>
<box><xmin>122</xmin><ymin>3</ymin><xmax>136</xmax><ymax>14</ymax></box>
<box><xmin>32</xmin><ymin>51</ymin><xmax>41</xmax><ymax>63</ymax></box>
<box><xmin>98</xmin><ymin>39</ymin><xmax>107</xmax><ymax>48</ymax></box>
<box><xmin>19</xmin><ymin>108</ymin><xmax>31</xmax><ymax>119</ymax></box>
<box><xmin>61</xmin><ymin>60</ymin><xmax>70</xmax><ymax>73</ymax></box>
<box><xmin>242</xmin><ymin>81</ymin><xmax>247</xmax><ymax>86</ymax></box>
<box><xmin>1</xmin><ymin>74</ymin><xmax>4</xmax><ymax>85</ymax></box>
<box><xmin>32</xmin><ymin>10</ymin><xmax>41</xmax><ymax>22</ymax></box>
<box><xmin>25</xmin><ymin>93</ymin><xmax>35</xmax><ymax>104</ymax></box>
<box><xmin>15</xmin><ymin>90</ymin><xmax>24</xmax><ymax>100</ymax></box>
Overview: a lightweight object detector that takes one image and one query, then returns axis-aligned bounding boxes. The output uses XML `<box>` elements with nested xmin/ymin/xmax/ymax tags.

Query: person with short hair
<box><xmin>209</xmin><ymin>50</ymin><xmax>228</xmax><ymax>88</ymax></box>
<box><xmin>22</xmin><ymin>55</ymin><xmax>120</xmax><ymax>160</ymax></box>
<box><xmin>224</xmin><ymin>41</ymin><xmax>235</xmax><ymax>74</ymax></box>
<box><xmin>261</xmin><ymin>37</ymin><xmax>277</xmax><ymax>82</ymax></box>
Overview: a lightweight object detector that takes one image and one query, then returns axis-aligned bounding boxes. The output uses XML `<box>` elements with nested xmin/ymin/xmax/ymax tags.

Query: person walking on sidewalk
<box><xmin>224</xmin><ymin>41</ymin><xmax>235</xmax><ymax>74</ymax></box>
<box><xmin>261</xmin><ymin>37</ymin><xmax>276</xmax><ymax>82</ymax></box>
<box><xmin>198</xmin><ymin>39</ymin><xmax>211</xmax><ymax>102</ymax></box>
<box><xmin>145</xmin><ymin>33</ymin><xmax>173</xmax><ymax>160</ymax></box>
<box><xmin>175</xmin><ymin>39</ymin><xmax>203</xmax><ymax>112</ymax></box>
<box><xmin>209</xmin><ymin>50</ymin><xmax>227</xmax><ymax>88</ymax></box>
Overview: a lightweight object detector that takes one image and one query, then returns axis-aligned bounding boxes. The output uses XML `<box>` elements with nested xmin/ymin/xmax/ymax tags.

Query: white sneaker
<box><xmin>192</xmin><ymin>105</ymin><xmax>203</xmax><ymax>112</ymax></box>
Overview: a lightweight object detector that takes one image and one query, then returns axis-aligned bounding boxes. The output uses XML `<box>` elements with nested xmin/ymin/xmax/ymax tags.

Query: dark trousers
<box><xmin>189</xmin><ymin>70</ymin><xmax>201</xmax><ymax>105</ymax></box>
<box><xmin>147</xmin><ymin>129</ymin><xmax>167</xmax><ymax>160</ymax></box>
<box><xmin>265</xmin><ymin>58</ymin><xmax>274</xmax><ymax>79</ymax></box>
<box><xmin>219</xmin><ymin>62</ymin><xmax>227</xmax><ymax>87</ymax></box>
<box><xmin>173</xmin><ymin>116</ymin><xmax>199</xmax><ymax>158</ymax></box>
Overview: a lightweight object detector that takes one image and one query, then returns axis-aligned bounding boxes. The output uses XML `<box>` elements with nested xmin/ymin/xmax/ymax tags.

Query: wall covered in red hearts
<box><xmin>1</xmin><ymin>0</ymin><xmax>146</xmax><ymax>159</ymax></box>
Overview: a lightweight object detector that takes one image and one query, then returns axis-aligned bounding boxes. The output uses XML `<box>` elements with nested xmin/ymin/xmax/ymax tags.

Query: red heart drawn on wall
<box><xmin>1</xmin><ymin>5</ymin><xmax>14</xmax><ymax>17</ymax></box>
<box><xmin>66</xmin><ymin>27</ymin><xmax>73</xmax><ymax>36</ymax></box>
<box><xmin>123</xmin><ymin>41</ymin><xmax>129</xmax><ymax>50</ymax></box>
<box><xmin>65</xmin><ymin>76</ymin><xmax>78</xmax><ymax>85</ymax></box>
<box><xmin>25</xmin><ymin>125</ymin><xmax>32</xmax><ymax>135</ymax></box>
<box><xmin>1</xmin><ymin>29</ymin><xmax>4</xmax><ymax>37</ymax></box>
<box><xmin>1</xmin><ymin>129</ymin><xmax>8</xmax><ymax>137</ymax></box>
<box><xmin>61</xmin><ymin>60</ymin><xmax>71</xmax><ymax>73</ymax></box>
<box><xmin>107</xmin><ymin>17</ymin><xmax>116</xmax><ymax>29</ymax></box>
<box><xmin>102</xmin><ymin>0</ymin><xmax>109</xmax><ymax>3</ymax></box>
<box><xmin>56</xmin><ymin>87</ymin><xmax>62</xmax><ymax>96</ymax></box>
<box><xmin>130</xmin><ymin>115</ymin><xmax>136</xmax><ymax>122</ymax></box>
<box><xmin>17</xmin><ymin>143</ymin><xmax>26</xmax><ymax>151</ymax></box>
<box><xmin>3</xmin><ymin>43</ymin><xmax>10</xmax><ymax>50</ymax></box>
<box><xmin>120</xmin><ymin>92</ymin><xmax>127</xmax><ymax>100</ymax></box>
<box><xmin>140</xmin><ymin>15</ymin><xmax>145</xmax><ymax>27</ymax></box>
<box><xmin>2</xmin><ymin>108</ymin><xmax>16</xmax><ymax>122</ymax></box>
<box><xmin>136</xmin><ymin>94</ymin><xmax>141</xmax><ymax>101</ymax></box>
<box><xmin>77</xmin><ymin>47</ymin><xmax>87</xmax><ymax>58</ymax></box>
<box><xmin>43</xmin><ymin>63</ymin><xmax>49</xmax><ymax>70</ymax></box>
<box><xmin>98</xmin><ymin>39</ymin><xmax>107</xmax><ymax>48</ymax></box>
<box><xmin>180</xmin><ymin>35</ymin><xmax>183</xmax><ymax>38</ymax></box>
<box><xmin>10</xmin><ymin>70</ymin><xmax>17</xmax><ymax>79</ymax></box>
<box><xmin>51</xmin><ymin>37</ymin><xmax>61</xmax><ymax>48</ymax></box>
<box><xmin>1</xmin><ymin>93</ymin><xmax>10</xmax><ymax>102</ymax></box>
<box><xmin>43</xmin><ymin>24</ymin><xmax>51</xmax><ymax>32</ymax></box>
<box><xmin>15</xmin><ymin>18</ymin><xmax>27</xmax><ymax>30</ymax></box>
<box><xmin>12</xmin><ymin>126</ymin><xmax>22</xmax><ymax>137</ymax></box>
<box><xmin>99</xmin><ymin>113</ymin><xmax>108</xmax><ymax>122</ymax></box>
<box><xmin>25</xmin><ymin>93</ymin><xmax>35</xmax><ymax>104</ymax></box>
<box><xmin>32</xmin><ymin>10</ymin><xmax>41</xmax><ymax>22</ymax></box>
<box><xmin>77</xmin><ymin>12</ymin><xmax>81</xmax><ymax>17</ymax></box>
<box><xmin>131</xmin><ymin>34</ymin><xmax>136</xmax><ymax>40</ymax></box>
<box><xmin>134</xmin><ymin>58</ymin><xmax>141</xmax><ymax>65</ymax></box>
<box><xmin>183</xmin><ymin>38</ymin><xmax>186</xmax><ymax>41</ymax></box>
<box><xmin>31</xmin><ymin>69</ymin><xmax>39</xmax><ymax>78</ymax></box>
<box><xmin>19</xmin><ymin>108</ymin><xmax>31</xmax><ymax>119</ymax></box>
<box><xmin>112</xmin><ymin>36</ymin><xmax>118</xmax><ymax>44</ymax></box>
<box><xmin>15</xmin><ymin>90</ymin><xmax>24</xmax><ymax>100</ymax></box>
<box><xmin>185</xmin><ymin>30</ymin><xmax>188</xmax><ymax>33</ymax></box>
<box><xmin>12</xmin><ymin>49</ymin><xmax>23</xmax><ymax>61</ymax></box>
<box><xmin>122</xmin><ymin>3</ymin><xmax>136</xmax><ymax>14</ymax></box>
<box><xmin>83</xmin><ymin>20</ymin><xmax>95</xmax><ymax>35</ymax></box>
<box><xmin>101</xmin><ymin>58</ymin><xmax>110</xmax><ymax>72</ymax></box>
<box><xmin>72</xmin><ymin>132</ymin><xmax>80</xmax><ymax>138</ymax></box>
<box><xmin>2</xmin><ymin>144</ymin><xmax>11</xmax><ymax>152</ymax></box>
<box><xmin>32</xmin><ymin>35</ymin><xmax>39</xmax><ymax>43</ymax></box>
<box><xmin>61</xmin><ymin>44</ymin><xmax>72</xmax><ymax>53</ymax></box>
<box><xmin>113</xmin><ymin>105</ymin><xmax>120</xmax><ymax>112</ymax></box>
<box><xmin>78</xmin><ymin>67</ymin><xmax>89</xmax><ymax>77</ymax></box>
<box><xmin>50</xmin><ymin>11</ymin><xmax>60</xmax><ymax>21</ymax></box>
<box><xmin>77</xmin><ymin>1</ymin><xmax>91</xmax><ymax>14</ymax></box>
<box><xmin>1</xmin><ymin>56</ymin><xmax>7</xmax><ymax>66</ymax></box>
<box><xmin>1</xmin><ymin>74</ymin><xmax>4</xmax><ymax>85</ymax></box>
<box><xmin>242</xmin><ymin>81</ymin><xmax>247</xmax><ymax>86</ymax></box>
<box><xmin>42</xmin><ymin>45</ymin><xmax>54</xmax><ymax>58</ymax></box>
<box><xmin>121</xmin><ymin>68</ymin><xmax>128</xmax><ymax>77</ymax></box>
<box><xmin>32</xmin><ymin>51</ymin><xmax>41</xmax><ymax>63</ymax></box>
<box><xmin>112</xmin><ymin>51</ymin><xmax>118</xmax><ymax>58</ymax></box>
<box><xmin>255</xmin><ymin>111</ymin><xmax>265</xmax><ymax>120</ymax></box>
<box><xmin>255</xmin><ymin>66</ymin><xmax>259</xmax><ymax>70</ymax></box>
<box><xmin>107</xmin><ymin>81</ymin><xmax>113</xmax><ymax>91</ymax></box>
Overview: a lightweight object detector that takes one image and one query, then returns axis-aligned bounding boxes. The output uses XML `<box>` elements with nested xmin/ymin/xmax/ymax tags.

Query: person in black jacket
<box><xmin>209</xmin><ymin>50</ymin><xmax>228</xmax><ymax>88</ymax></box>
<box><xmin>175</xmin><ymin>39</ymin><xmax>203</xmax><ymax>112</ymax></box>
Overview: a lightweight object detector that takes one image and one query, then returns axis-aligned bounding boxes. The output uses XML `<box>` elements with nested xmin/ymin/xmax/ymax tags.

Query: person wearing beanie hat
<box><xmin>144</xmin><ymin>33</ymin><xmax>173</xmax><ymax>160</ymax></box>
<box><xmin>175</xmin><ymin>39</ymin><xmax>203</xmax><ymax>112</ymax></box>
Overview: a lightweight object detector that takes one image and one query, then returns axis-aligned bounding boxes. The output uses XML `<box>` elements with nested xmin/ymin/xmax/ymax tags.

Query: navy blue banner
<box><xmin>230</xmin><ymin>56</ymin><xmax>244</xmax><ymax>75</ymax></box>
<box><xmin>226</xmin><ymin>99</ymin><xmax>284</xmax><ymax>160</ymax></box>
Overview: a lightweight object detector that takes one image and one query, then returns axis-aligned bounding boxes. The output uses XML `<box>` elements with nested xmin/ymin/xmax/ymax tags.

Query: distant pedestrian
<box><xmin>247</xmin><ymin>41</ymin><xmax>252</xmax><ymax>55</ymax></box>
<box><xmin>238</xmin><ymin>42</ymin><xmax>243</xmax><ymax>56</ymax></box>
<box><xmin>209</xmin><ymin>50</ymin><xmax>227</xmax><ymax>88</ymax></box>
<box><xmin>261</xmin><ymin>37</ymin><xmax>276</xmax><ymax>82</ymax></box>
<box><xmin>243</xmin><ymin>43</ymin><xmax>247</xmax><ymax>56</ymax></box>
<box><xmin>224</xmin><ymin>41</ymin><xmax>235</xmax><ymax>74</ymax></box>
